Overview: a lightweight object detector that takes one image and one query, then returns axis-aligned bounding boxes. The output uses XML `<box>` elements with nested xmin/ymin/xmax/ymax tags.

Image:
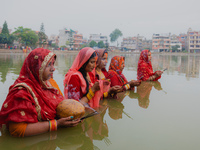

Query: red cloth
<box><xmin>0</xmin><ymin>48</ymin><xmax>63</xmax><ymax>125</ymax></box>
<box><xmin>64</xmin><ymin>47</ymin><xmax>96</xmax><ymax>99</ymax></box>
<box><xmin>102</xmin><ymin>68</ymin><xmax>108</xmax><ymax>78</ymax></box>
<box><xmin>63</xmin><ymin>47</ymin><xmax>110</xmax><ymax>108</ymax></box>
<box><xmin>107</xmin><ymin>56</ymin><xmax>128</xmax><ymax>87</ymax></box>
<box><xmin>137</xmin><ymin>50</ymin><xmax>161</xmax><ymax>81</ymax></box>
<box><xmin>95</xmin><ymin>49</ymin><xmax>109</xmax><ymax>80</ymax></box>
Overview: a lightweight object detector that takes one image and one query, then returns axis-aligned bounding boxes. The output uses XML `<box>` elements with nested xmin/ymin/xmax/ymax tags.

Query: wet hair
<box><xmin>79</xmin><ymin>52</ymin><xmax>97</xmax><ymax>95</ymax></box>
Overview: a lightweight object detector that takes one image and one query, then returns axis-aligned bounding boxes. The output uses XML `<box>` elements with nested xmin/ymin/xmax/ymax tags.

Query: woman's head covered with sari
<box><xmin>107</xmin><ymin>55</ymin><xmax>128</xmax><ymax>86</ymax></box>
<box><xmin>109</xmin><ymin>56</ymin><xmax>125</xmax><ymax>73</ymax></box>
<box><xmin>0</xmin><ymin>48</ymin><xmax>63</xmax><ymax>125</ymax></box>
<box><xmin>63</xmin><ymin>47</ymin><xmax>97</xmax><ymax>98</ymax></box>
<box><xmin>95</xmin><ymin>49</ymin><xmax>108</xmax><ymax>68</ymax></box>
<box><xmin>137</xmin><ymin>49</ymin><xmax>154</xmax><ymax>81</ymax></box>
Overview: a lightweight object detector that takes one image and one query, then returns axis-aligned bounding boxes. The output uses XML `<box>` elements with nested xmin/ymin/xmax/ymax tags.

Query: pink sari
<box><xmin>63</xmin><ymin>47</ymin><xmax>109</xmax><ymax>108</ymax></box>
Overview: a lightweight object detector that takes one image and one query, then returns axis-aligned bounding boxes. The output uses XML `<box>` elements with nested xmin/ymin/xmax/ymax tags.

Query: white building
<box><xmin>121</xmin><ymin>37</ymin><xmax>137</xmax><ymax>50</ymax></box>
<box><xmin>170</xmin><ymin>34</ymin><xmax>182</xmax><ymax>52</ymax></box>
<box><xmin>58</xmin><ymin>28</ymin><xmax>76</xmax><ymax>47</ymax></box>
<box><xmin>88</xmin><ymin>34</ymin><xmax>108</xmax><ymax>44</ymax></box>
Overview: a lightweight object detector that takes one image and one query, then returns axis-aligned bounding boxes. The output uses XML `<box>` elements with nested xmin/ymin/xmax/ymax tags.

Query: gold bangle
<box><xmin>124</xmin><ymin>84</ymin><xmax>130</xmax><ymax>90</ymax></box>
<box><xmin>86</xmin><ymin>88</ymin><xmax>94</xmax><ymax>101</ymax></box>
<box><xmin>89</xmin><ymin>88</ymin><xmax>94</xmax><ymax>97</ymax></box>
<box><xmin>86</xmin><ymin>93</ymin><xmax>92</xmax><ymax>101</ymax></box>
<box><xmin>103</xmin><ymin>92</ymin><xmax>108</xmax><ymax>98</ymax></box>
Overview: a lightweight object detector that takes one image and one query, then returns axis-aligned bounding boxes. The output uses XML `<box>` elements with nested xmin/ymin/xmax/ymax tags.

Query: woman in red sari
<box><xmin>64</xmin><ymin>47</ymin><xmax>109</xmax><ymax>108</ymax></box>
<box><xmin>95</xmin><ymin>49</ymin><xmax>109</xmax><ymax>78</ymax></box>
<box><xmin>0</xmin><ymin>48</ymin><xmax>80</xmax><ymax>137</ymax></box>
<box><xmin>107</xmin><ymin>56</ymin><xmax>141</xmax><ymax>91</ymax></box>
<box><xmin>95</xmin><ymin>49</ymin><xmax>122</xmax><ymax>98</ymax></box>
<box><xmin>137</xmin><ymin>49</ymin><xmax>163</xmax><ymax>81</ymax></box>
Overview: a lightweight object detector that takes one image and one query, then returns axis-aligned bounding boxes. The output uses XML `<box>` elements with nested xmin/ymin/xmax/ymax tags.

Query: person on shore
<box><xmin>95</xmin><ymin>49</ymin><xmax>122</xmax><ymax>98</ymax></box>
<box><xmin>137</xmin><ymin>49</ymin><xmax>163</xmax><ymax>81</ymax></box>
<box><xmin>63</xmin><ymin>47</ymin><xmax>110</xmax><ymax>108</ymax></box>
<box><xmin>0</xmin><ymin>48</ymin><xmax>80</xmax><ymax>137</ymax></box>
<box><xmin>107</xmin><ymin>56</ymin><xmax>141</xmax><ymax>91</ymax></box>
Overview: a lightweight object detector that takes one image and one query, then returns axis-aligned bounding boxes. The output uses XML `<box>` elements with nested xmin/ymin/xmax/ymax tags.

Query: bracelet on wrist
<box><xmin>103</xmin><ymin>92</ymin><xmax>108</xmax><ymax>98</ymax></box>
<box><xmin>124</xmin><ymin>84</ymin><xmax>130</xmax><ymax>90</ymax></box>
<box><xmin>49</xmin><ymin>119</ymin><xmax>57</xmax><ymax>131</ymax></box>
<box><xmin>86</xmin><ymin>88</ymin><xmax>95</xmax><ymax>101</ymax></box>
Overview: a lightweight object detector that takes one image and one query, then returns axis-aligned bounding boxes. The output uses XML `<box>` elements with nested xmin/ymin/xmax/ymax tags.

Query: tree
<box><xmin>1</xmin><ymin>21</ymin><xmax>9</xmax><ymax>34</ymax></box>
<box><xmin>109</xmin><ymin>29</ymin><xmax>123</xmax><ymax>46</ymax></box>
<box><xmin>97</xmin><ymin>41</ymin><xmax>105</xmax><ymax>48</ymax></box>
<box><xmin>172</xmin><ymin>45</ymin><xmax>180</xmax><ymax>52</ymax></box>
<box><xmin>38</xmin><ymin>23</ymin><xmax>47</xmax><ymax>46</ymax></box>
<box><xmin>13</xmin><ymin>26</ymin><xmax>39</xmax><ymax>47</ymax></box>
<box><xmin>89</xmin><ymin>40</ymin><xmax>97</xmax><ymax>48</ymax></box>
<box><xmin>0</xmin><ymin>21</ymin><xmax>15</xmax><ymax>46</ymax></box>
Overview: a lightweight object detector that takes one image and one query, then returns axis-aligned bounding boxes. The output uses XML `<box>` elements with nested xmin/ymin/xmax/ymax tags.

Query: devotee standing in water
<box><xmin>107</xmin><ymin>56</ymin><xmax>141</xmax><ymax>91</ymax></box>
<box><xmin>64</xmin><ymin>47</ymin><xmax>110</xmax><ymax>108</ymax></box>
<box><xmin>95</xmin><ymin>49</ymin><xmax>122</xmax><ymax>98</ymax></box>
<box><xmin>0</xmin><ymin>48</ymin><xmax>81</xmax><ymax>137</ymax></box>
<box><xmin>137</xmin><ymin>49</ymin><xmax>163</xmax><ymax>81</ymax></box>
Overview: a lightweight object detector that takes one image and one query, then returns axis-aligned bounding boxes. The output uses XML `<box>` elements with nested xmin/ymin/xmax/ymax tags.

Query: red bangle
<box><xmin>49</xmin><ymin>120</ymin><xmax>57</xmax><ymax>131</ymax></box>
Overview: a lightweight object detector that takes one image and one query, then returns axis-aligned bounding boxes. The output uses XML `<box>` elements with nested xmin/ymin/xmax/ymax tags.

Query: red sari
<box><xmin>63</xmin><ymin>47</ymin><xmax>109</xmax><ymax>108</ymax></box>
<box><xmin>0</xmin><ymin>48</ymin><xmax>63</xmax><ymax>125</ymax></box>
<box><xmin>95</xmin><ymin>49</ymin><xmax>108</xmax><ymax>80</ymax></box>
<box><xmin>107</xmin><ymin>56</ymin><xmax>128</xmax><ymax>87</ymax></box>
<box><xmin>137</xmin><ymin>50</ymin><xmax>161</xmax><ymax>81</ymax></box>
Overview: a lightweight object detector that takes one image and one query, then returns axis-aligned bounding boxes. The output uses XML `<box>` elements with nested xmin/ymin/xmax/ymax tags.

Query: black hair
<box><xmin>102</xmin><ymin>49</ymin><xmax>108</xmax><ymax>57</ymax></box>
<box><xmin>78</xmin><ymin>52</ymin><xmax>96</xmax><ymax>95</ymax></box>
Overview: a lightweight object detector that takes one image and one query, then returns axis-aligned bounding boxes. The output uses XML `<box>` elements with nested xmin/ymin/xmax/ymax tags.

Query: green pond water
<box><xmin>0</xmin><ymin>52</ymin><xmax>200</xmax><ymax>150</ymax></box>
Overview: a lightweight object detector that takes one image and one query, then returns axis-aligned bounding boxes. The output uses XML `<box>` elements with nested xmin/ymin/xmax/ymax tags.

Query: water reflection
<box><xmin>0</xmin><ymin>53</ymin><xmax>200</xmax><ymax>150</ymax></box>
<box><xmin>130</xmin><ymin>81</ymin><xmax>163</xmax><ymax>109</ymax></box>
<box><xmin>0</xmin><ymin>54</ymin><xmax>25</xmax><ymax>83</ymax></box>
<box><xmin>124</xmin><ymin>54</ymin><xmax>200</xmax><ymax>79</ymax></box>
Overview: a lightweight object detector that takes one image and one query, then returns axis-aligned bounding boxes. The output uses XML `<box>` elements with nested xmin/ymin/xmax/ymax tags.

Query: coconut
<box><xmin>56</xmin><ymin>99</ymin><xmax>85</xmax><ymax>119</ymax></box>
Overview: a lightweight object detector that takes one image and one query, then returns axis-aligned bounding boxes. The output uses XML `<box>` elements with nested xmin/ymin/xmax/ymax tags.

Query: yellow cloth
<box><xmin>9</xmin><ymin>122</ymin><xmax>27</xmax><ymax>137</ymax></box>
<box><xmin>49</xmin><ymin>78</ymin><xmax>63</xmax><ymax>96</ymax></box>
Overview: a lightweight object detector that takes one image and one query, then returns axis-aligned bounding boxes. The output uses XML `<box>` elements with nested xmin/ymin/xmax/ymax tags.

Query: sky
<box><xmin>0</xmin><ymin>0</ymin><xmax>199</xmax><ymax>45</ymax></box>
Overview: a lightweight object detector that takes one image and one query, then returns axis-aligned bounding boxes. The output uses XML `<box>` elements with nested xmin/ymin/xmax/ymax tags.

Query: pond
<box><xmin>0</xmin><ymin>52</ymin><xmax>200</xmax><ymax>150</ymax></box>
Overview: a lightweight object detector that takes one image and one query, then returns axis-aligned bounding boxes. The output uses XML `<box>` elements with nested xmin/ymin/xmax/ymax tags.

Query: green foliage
<box><xmin>171</xmin><ymin>45</ymin><xmax>180</xmax><ymax>52</ymax></box>
<box><xmin>38</xmin><ymin>23</ymin><xmax>47</xmax><ymax>45</ymax></box>
<box><xmin>51</xmin><ymin>43</ymin><xmax>59</xmax><ymax>48</ymax></box>
<box><xmin>0</xmin><ymin>34</ymin><xmax>8</xmax><ymax>44</ymax></box>
<box><xmin>1</xmin><ymin>21</ymin><xmax>9</xmax><ymax>34</ymax></box>
<box><xmin>0</xmin><ymin>21</ymin><xmax>15</xmax><ymax>46</ymax></box>
<box><xmin>65</xmin><ymin>41</ymin><xmax>70</xmax><ymax>46</ymax></box>
<box><xmin>89</xmin><ymin>40</ymin><xmax>97</xmax><ymax>48</ymax></box>
<box><xmin>13</xmin><ymin>26</ymin><xmax>39</xmax><ymax>46</ymax></box>
<box><xmin>81</xmin><ymin>43</ymin><xmax>89</xmax><ymax>49</ymax></box>
<box><xmin>109</xmin><ymin>29</ymin><xmax>123</xmax><ymax>43</ymax></box>
<box><xmin>97</xmin><ymin>41</ymin><xmax>105</xmax><ymax>48</ymax></box>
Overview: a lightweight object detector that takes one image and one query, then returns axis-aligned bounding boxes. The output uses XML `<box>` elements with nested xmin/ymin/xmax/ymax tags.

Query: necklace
<box><xmin>96</xmin><ymin>69</ymin><xmax>105</xmax><ymax>80</ymax></box>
